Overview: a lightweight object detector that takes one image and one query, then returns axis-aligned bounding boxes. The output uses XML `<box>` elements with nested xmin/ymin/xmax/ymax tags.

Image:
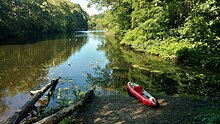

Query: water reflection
<box><xmin>90</xmin><ymin>36</ymin><xmax>220</xmax><ymax>101</ymax></box>
<box><xmin>1</xmin><ymin>30</ymin><xmax>219</xmax><ymax>122</ymax></box>
<box><xmin>0</xmin><ymin>33</ymin><xmax>87</xmax><ymax>121</ymax></box>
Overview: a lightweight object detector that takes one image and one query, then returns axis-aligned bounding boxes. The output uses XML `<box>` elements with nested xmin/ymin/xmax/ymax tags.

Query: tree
<box><xmin>88</xmin><ymin>0</ymin><xmax>220</xmax><ymax>70</ymax></box>
<box><xmin>0</xmin><ymin>0</ymin><xmax>89</xmax><ymax>40</ymax></box>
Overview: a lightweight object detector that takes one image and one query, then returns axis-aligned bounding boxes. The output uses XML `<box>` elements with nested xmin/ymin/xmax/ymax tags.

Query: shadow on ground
<box><xmin>72</xmin><ymin>95</ymin><xmax>214</xmax><ymax>124</ymax></box>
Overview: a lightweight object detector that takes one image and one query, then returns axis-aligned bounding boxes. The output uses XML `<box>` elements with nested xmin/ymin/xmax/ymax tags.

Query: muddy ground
<box><xmin>64</xmin><ymin>95</ymin><xmax>219</xmax><ymax>124</ymax></box>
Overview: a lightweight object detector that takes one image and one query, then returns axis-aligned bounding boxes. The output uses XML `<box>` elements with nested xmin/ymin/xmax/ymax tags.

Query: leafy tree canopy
<box><xmin>88</xmin><ymin>0</ymin><xmax>220</xmax><ymax>71</ymax></box>
<box><xmin>0</xmin><ymin>0</ymin><xmax>88</xmax><ymax>39</ymax></box>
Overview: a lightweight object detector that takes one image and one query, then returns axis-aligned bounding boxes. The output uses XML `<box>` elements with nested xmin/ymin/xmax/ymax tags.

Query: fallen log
<box><xmin>4</xmin><ymin>77</ymin><xmax>61</xmax><ymax>124</ymax></box>
<box><xmin>32</xmin><ymin>79</ymin><xmax>59</xmax><ymax>108</ymax></box>
<box><xmin>20</xmin><ymin>79</ymin><xmax>60</xmax><ymax>124</ymax></box>
<box><xmin>35</xmin><ymin>87</ymin><xmax>95</xmax><ymax>124</ymax></box>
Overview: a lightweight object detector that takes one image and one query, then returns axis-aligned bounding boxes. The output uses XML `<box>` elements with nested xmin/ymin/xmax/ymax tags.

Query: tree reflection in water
<box><xmin>87</xmin><ymin>36</ymin><xmax>220</xmax><ymax>102</ymax></box>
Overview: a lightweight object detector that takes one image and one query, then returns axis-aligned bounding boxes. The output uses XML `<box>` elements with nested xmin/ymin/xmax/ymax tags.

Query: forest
<box><xmin>1</xmin><ymin>0</ymin><xmax>220</xmax><ymax>70</ymax></box>
<box><xmin>1</xmin><ymin>1</ymin><xmax>220</xmax><ymax>123</ymax></box>
<box><xmin>0</xmin><ymin>0</ymin><xmax>88</xmax><ymax>39</ymax></box>
<box><xmin>89</xmin><ymin>0</ymin><xmax>220</xmax><ymax>71</ymax></box>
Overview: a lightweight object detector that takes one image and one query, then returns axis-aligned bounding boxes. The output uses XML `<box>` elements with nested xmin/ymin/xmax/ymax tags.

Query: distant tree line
<box><xmin>88</xmin><ymin>14</ymin><xmax>104</xmax><ymax>30</ymax></box>
<box><xmin>0</xmin><ymin>0</ymin><xmax>88</xmax><ymax>39</ymax></box>
<box><xmin>89</xmin><ymin>0</ymin><xmax>220</xmax><ymax>71</ymax></box>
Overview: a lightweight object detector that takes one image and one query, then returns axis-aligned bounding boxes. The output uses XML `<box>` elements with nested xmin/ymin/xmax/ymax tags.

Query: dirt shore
<box><xmin>66</xmin><ymin>95</ymin><xmax>219</xmax><ymax>124</ymax></box>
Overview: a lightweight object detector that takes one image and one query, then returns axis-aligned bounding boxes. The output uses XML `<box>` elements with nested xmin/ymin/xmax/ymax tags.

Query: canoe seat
<box><xmin>134</xmin><ymin>86</ymin><xmax>143</xmax><ymax>95</ymax></box>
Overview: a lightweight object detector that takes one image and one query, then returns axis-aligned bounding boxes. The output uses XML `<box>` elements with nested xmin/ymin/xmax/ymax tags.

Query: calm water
<box><xmin>0</xmin><ymin>31</ymin><xmax>108</xmax><ymax>121</ymax></box>
<box><xmin>0</xmin><ymin>31</ymin><xmax>219</xmax><ymax>122</ymax></box>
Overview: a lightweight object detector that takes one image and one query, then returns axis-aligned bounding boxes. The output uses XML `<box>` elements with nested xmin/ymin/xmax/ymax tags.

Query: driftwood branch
<box><xmin>35</xmin><ymin>87</ymin><xmax>95</xmax><ymax>124</ymax></box>
<box><xmin>4</xmin><ymin>77</ymin><xmax>60</xmax><ymax>124</ymax></box>
<box><xmin>20</xmin><ymin>79</ymin><xmax>60</xmax><ymax>124</ymax></box>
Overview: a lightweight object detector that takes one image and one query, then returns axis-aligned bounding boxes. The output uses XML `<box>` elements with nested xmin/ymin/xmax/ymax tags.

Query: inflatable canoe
<box><xmin>127</xmin><ymin>82</ymin><xmax>159</xmax><ymax>107</ymax></box>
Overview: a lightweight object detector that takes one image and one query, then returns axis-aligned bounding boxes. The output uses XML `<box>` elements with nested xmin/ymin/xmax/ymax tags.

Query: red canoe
<box><xmin>127</xmin><ymin>82</ymin><xmax>159</xmax><ymax>107</ymax></box>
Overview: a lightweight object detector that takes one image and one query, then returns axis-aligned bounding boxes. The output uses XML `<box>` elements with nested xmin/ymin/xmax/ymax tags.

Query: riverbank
<box><xmin>0</xmin><ymin>1</ymin><xmax>88</xmax><ymax>40</ymax></box>
<box><xmin>60</xmin><ymin>94</ymin><xmax>220</xmax><ymax>124</ymax></box>
<box><xmin>89</xmin><ymin>0</ymin><xmax>220</xmax><ymax>72</ymax></box>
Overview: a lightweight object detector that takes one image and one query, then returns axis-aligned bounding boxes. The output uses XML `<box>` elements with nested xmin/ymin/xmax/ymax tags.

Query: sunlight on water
<box><xmin>0</xmin><ymin>31</ymin><xmax>108</xmax><ymax>122</ymax></box>
<box><xmin>1</xmin><ymin>30</ymin><xmax>219</xmax><ymax>122</ymax></box>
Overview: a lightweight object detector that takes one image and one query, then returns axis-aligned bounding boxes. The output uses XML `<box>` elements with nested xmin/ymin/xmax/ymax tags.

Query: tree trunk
<box><xmin>35</xmin><ymin>87</ymin><xmax>95</xmax><ymax>124</ymax></box>
<box><xmin>3</xmin><ymin>77</ymin><xmax>60</xmax><ymax>124</ymax></box>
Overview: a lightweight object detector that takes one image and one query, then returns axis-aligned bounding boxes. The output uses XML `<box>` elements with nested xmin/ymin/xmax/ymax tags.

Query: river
<box><xmin>0</xmin><ymin>30</ymin><xmax>219</xmax><ymax>122</ymax></box>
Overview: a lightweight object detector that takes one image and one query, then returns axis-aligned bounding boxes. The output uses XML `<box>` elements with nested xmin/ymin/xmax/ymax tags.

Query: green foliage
<box><xmin>55</xmin><ymin>85</ymin><xmax>87</xmax><ymax>109</ymax></box>
<box><xmin>0</xmin><ymin>0</ymin><xmax>88</xmax><ymax>39</ymax></box>
<box><xmin>88</xmin><ymin>14</ymin><xmax>105</xmax><ymax>29</ymax></box>
<box><xmin>87</xmin><ymin>65</ymin><xmax>112</xmax><ymax>87</ymax></box>
<box><xmin>193</xmin><ymin>108</ymin><xmax>220</xmax><ymax>124</ymax></box>
<box><xmin>97</xmin><ymin>38</ymin><xmax>220</xmax><ymax>101</ymax></box>
<box><xmin>89</xmin><ymin>0</ymin><xmax>220</xmax><ymax>71</ymax></box>
<box><xmin>176</xmin><ymin>0</ymin><xmax>220</xmax><ymax>70</ymax></box>
<box><xmin>32</xmin><ymin>85</ymin><xmax>87</xmax><ymax>122</ymax></box>
<box><xmin>88</xmin><ymin>0</ymin><xmax>132</xmax><ymax>37</ymax></box>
